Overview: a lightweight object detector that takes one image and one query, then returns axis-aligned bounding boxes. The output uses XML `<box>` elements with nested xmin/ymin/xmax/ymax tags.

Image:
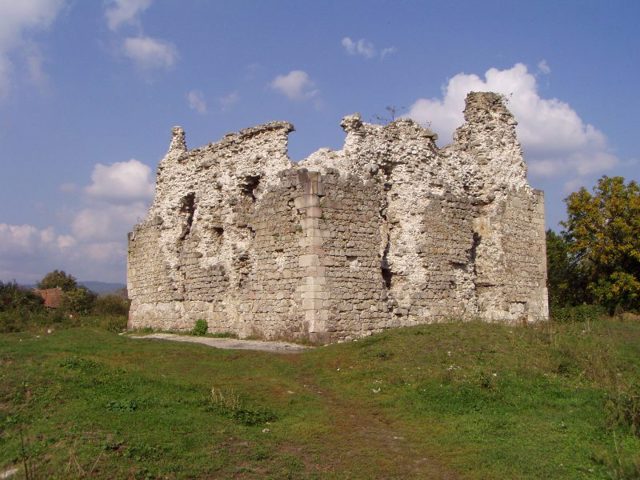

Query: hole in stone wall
<box><xmin>178</xmin><ymin>193</ymin><xmax>196</xmax><ymax>241</ymax></box>
<box><xmin>470</xmin><ymin>231</ymin><xmax>480</xmax><ymax>276</ymax></box>
<box><xmin>381</xmin><ymin>264</ymin><xmax>393</xmax><ymax>289</ymax></box>
<box><xmin>240</xmin><ymin>175</ymin><xmax>261</xmax><ymax>202</ymax></box>
<box><xmin>235</xmin><ymin>251</ymin><xmax>251</xmax><ymax>289</ymax></box>
<box><xmin>381</xmin><ymin>162</ymin><xmax>394</xmax><ymax>178</ymax></box>
<box><xmin>212</xmin><ymin>226</ymin><xmax>224</xmax><ymax>236</ymax></box>
<box><xmin>381</xmin><ymin>232</ymin><xmax>393</xmax><ymax>289</ymax></box>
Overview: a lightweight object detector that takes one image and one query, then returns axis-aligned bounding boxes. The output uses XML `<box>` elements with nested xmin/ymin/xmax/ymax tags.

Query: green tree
<box><xmin>562</xmin><ymin>176</ymin><xmax>640</xmax><ymax>312</ymax></box>
<box><xmin>0</xmin><ymin>281</ymin><xmax>44</xmax><ymax>312</ymax></box>
<box><xmin>36</xmin><ymin>270</ymin><xmax>98</xmax><ymax>315</ymax></box>
<box><xmin>545</xmin><ymin>230</ymin><xmax>587</xmax><ymax>307</ymax></box>
<box><xmin>37</xmin><ymin>270</ymin><xmax>78</xmax><ymax>291</ymax></box>
<box><xmin>61</xmin><ymin>287</ymin><xmax>97</xmax><ymax>315</ymax></box>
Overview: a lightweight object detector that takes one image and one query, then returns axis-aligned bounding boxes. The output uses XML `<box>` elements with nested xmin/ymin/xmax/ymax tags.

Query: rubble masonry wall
<box><xmin>127</xmin><ymin>92</ymin><xmax>548</xmax><ymax>343</ymax></box>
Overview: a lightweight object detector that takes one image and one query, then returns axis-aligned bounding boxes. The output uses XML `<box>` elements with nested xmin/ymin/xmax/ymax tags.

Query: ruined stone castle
<box><xmin>127</xmin><ymin>92</ymin><xmax>548</xmax><ymax>343</ymax></box>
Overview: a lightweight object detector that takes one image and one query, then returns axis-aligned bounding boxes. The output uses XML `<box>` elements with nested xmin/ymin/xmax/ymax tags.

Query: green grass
<box><xmin>1</xmin><ymin>317</ymin><xmax>639</xmax><ymax>479</ymax></box>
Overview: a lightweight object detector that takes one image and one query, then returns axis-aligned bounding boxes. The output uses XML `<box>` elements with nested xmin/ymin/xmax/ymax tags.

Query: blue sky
<box><xmin>0</xmin><ymin>0</ymin><xmax>638</xmax><ymax>283</ymax></box>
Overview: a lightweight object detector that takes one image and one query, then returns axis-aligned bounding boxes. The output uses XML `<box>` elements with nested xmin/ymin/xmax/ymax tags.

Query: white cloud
<box><xmin>85</xmin><ymin>159</ymin><xmax>154</xmax><ymax>202</ymax></box>
<box><xmin>71</xmin><ymin>202</ymin><xmax>148</xmax><ymax>242</ymax></box>
<box><xmin>219</xmin><ymin>91</ymin><xmax>239</xmax><ymax>111</ymax></box>
<box><xmin>270</xmin><ymin>70</ymin><xmax>318</xmax><ymax>101</ymax></box>
<box><xmin>105</xmin><ymin>0</ymin><xmax>152</xmax><ymax>31</ymax></box>
<box><xmin>104</xmin><ymin>2</ymin><xmax>177</xmax><ymax>74</ymax></box>
<box><xmin>342</xmin><ymin>37</ymin><xmax>375</xmax><ymax>59</ymax></box>
<box><xmin>380</xmin><ymin>47</ymin><xmax>397</xmax><ymax>59</ymax></box>
<box><xmin>0</xmin><ymin>220</ymin><xmax>129</xmax><ymax>283</ymax></box>
<box><xmin>187</xmin><ymin>89</ymin><xmax>207</xmax><ymax>114</ymax></box>
<box><xmin>0</xmin><ymin>0</ymin><xmax>63</xmax><ymax>47</ymax></box>
<box><xmin>0</xmin><ymin>224</ymin><xmax>54</xmax><ymax>254</ymax></box>
<box><xmin>1</xmin><ymin>157</ymin><xmax>154</xmax><ymax>283</ymax></box>
<box><xmin>123</xmin><ymin>35</ymin><xmax>177</xmax><ymax>70</ymax></box>
<box><xmin>537</xmin><ymin>59</ymin><xmax>551</xmax><ymax>75</ymax></box>
<box><xmin>66</xmin><ymin>160</ymin><xmax>151</xmax><ymax>277</ymax></box>
<box><xmin>0</xmin><ymin>0</ymin><xmax>65</xmax><ymax>97</ymax></box>
<box><xmin>0</xmin><ymin>223</ymin><xmax>77</xmax><ymax>282</ymax></box>
<box><xmin>341</xmin><ymin>37</ymin><xmax>396</xmax><ymax>60</ymax></box>
<box><xmin>82</xmin><ymin>241</ymin><xmax>127</xmax><ymax>264</ymax></box>
<box><xmin>57</xmin><ymin>234</ymin><xmax>76</xmax><ymax>249</ymax></box>
<box><xmin>405</xmin><ymin>63</ymin><xmax>618</xmax><ymax>187</ymax></box>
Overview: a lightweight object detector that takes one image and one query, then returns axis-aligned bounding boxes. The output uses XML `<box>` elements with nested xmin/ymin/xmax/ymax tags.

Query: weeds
<box><xmin>60</xmin><ymin>356</ymin><xmax>100</xmax><ymax>371</ymax></box>
<box><xmin>551</xmin><ymin>304</ymin><xmax>607</xmax><ymax>323</ymax></box>
<box><xmin>191</xmin><ymin>319</ymin><xmax>208</xmax><ymax>336</ymax></box>
<box><xmin>209</xmin><ymin>331</ymin><xmax>238</xmax><ymax>339</ymax></box>
<box><xmin>19</xmin><ymin>427</ymin><xmax>34</xmax><ymax>480</ymax></box>
<box><xmin>606</xmin><ymin>383</ymin><xmax>640</xmax><ymax>437</ymax></box>
<box><xmin>208</xmin><ymin>387</ymin><xmax>277</xmax><ymax>426</ymax></box>
<box><xmin>592</xmin><ymin>433</ymin><xmax>640</xmax><ymax>480</ymax></box>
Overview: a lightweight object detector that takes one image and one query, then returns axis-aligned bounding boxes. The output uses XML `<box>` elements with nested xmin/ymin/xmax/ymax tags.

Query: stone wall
<box><xmin>128</xmin><ymin>91</ymin><xmax>548</xmax><ymax>343</ymax></box>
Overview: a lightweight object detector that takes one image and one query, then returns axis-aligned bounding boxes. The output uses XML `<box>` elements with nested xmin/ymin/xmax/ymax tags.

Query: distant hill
<box><xmin>78</xmin><ymin>281</ymin><xmax>126</xmax><ymax>295</ymax></box>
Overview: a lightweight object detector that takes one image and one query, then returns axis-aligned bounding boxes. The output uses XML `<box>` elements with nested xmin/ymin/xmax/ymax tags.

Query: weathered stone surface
<box><xmin>127</xmin><ymin>92</ymin><xmax>548</xmax><ymax>343</ymax></box>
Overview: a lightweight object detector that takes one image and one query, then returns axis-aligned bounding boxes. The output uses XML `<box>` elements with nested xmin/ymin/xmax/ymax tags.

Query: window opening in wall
<box><xmin>240</xmin><ymin>175</ymin><xmax>261</xmax><ymax>202</ymax></box>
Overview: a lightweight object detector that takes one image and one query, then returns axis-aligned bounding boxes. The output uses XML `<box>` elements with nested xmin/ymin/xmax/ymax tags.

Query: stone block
<box><xmin>306</xmin><ymin>206</ymin><xmax>322</xmax><ymax>218</ymax></box>
<box><xmin>299</xmin><ymin>254</ymin><xmax>320</xmax><ymax>267</ymax></box>
<box><xmin>294</xmin><ymin>194</ymin><xmax>320</xmax><ymax>209</ymax></box>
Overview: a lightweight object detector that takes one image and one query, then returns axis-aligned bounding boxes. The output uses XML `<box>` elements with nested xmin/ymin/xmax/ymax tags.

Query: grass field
<box><xmin>1</xmin><ymin>317</ymin><xmax>639</xmax><ymax>479</ymax></box>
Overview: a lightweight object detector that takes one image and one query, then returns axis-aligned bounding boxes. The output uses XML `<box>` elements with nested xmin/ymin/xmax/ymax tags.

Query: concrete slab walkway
<box><xmin>127</xmin><ymin>333</ymin><xmax>313</xmax><ymax>354</ymax></box>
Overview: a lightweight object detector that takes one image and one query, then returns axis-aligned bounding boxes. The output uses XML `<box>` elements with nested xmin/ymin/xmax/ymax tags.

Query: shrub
<box><xmin>0</xmin><ymin>311</ymin><xmax>22</xmax><ymax>333</ymax></box>
<box><xmin>93</xmin><ymin>294</ymin><xmax>130</xmax><ymax>316</ymax></box>
<box><xmin>61</xmin><ymin>287</ymin><xmax>97</xmax><ymax>315</ymax></box>
<box><xmin>0</xmin><ymin>281</ymin><xmax>44</xmax><ymax>313</ymax></box>
<box><xmin>550</xmin><ymin>304</ymin><xmax>607</xmax><ymax>323</ymax></box>
<box><xmin>192</xmin><ymin>319</ymin><xmax>208</xmax><ymax>336</ymax></box>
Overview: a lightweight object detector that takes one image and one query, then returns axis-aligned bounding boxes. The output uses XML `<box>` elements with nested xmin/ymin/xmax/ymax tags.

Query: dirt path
<box><xmin>127</xmin><ymin>333</ymin><xmax>313</xmax><ymax>354</ymax></box>
<box><xmin>128</xmin><ymin>333</ymin><xmax>459</xmax><ymax>478</ymax></box>
<box><xmin>283</xmin><ymin>358</ymin><xmax>461</xmax><ymax>479</ymax></box>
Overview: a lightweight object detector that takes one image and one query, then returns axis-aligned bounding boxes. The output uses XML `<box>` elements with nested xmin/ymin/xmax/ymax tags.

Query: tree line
<box><xmin>547</xmin><ymin>176</ymin><xmax>639</xmax><ymax>314</ymax></box>
<box><xmin>0</xmin><ymin>270</ymin><xmax>129</xmax><ymax>332</ymax></box>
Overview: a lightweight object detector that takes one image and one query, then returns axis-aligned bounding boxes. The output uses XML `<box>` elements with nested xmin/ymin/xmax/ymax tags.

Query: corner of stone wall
<box><xmin>294</xmin><ymin>169</ymin><xmax>330</xmax><ymax>342</ymax></box>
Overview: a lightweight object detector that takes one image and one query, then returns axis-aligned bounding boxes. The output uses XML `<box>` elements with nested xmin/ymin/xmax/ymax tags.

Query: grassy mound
<box><xmin>1</xmin><ymin>317</ymin><xmax>639</xmax><ymax>478</ymax></box>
